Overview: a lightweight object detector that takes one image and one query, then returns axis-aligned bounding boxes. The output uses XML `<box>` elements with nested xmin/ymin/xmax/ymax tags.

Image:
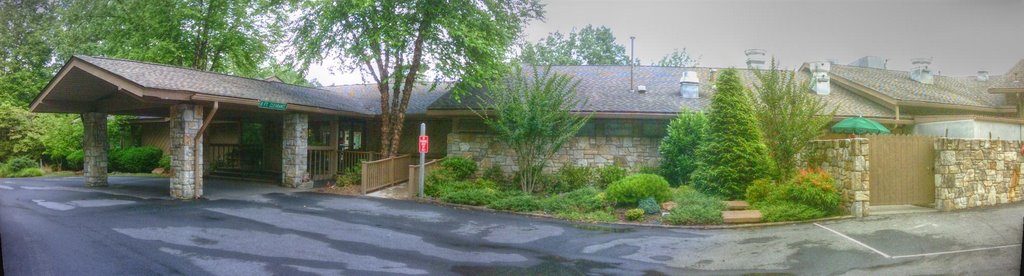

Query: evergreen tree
<box><xmin>690</xmin><ymin>69</ymin><xmax>773</xmax><ymax>199</ymax></box>
<box><xmin>658</xmin><ymin>109</ymin><xmax>707</xmax><ymax>185</ymax></box>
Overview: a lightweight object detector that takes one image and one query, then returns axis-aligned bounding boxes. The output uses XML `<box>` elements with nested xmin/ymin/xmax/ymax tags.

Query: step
<box><xmin>722</xmin><ymin>210</ymin><xmax>762</xmax><ymax>224</ymax></box>
<box><xmin>724</xmin><ymin>200</ymin><xmax>750</xmax><ymax>210</ymax></box>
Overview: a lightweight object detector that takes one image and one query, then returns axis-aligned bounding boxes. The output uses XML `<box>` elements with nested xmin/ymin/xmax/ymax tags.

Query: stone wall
<box><xmin>169</xmin><ymin>104</ymin><xmax>203</xmax><ymax>199</ymax></box>
<box><xmin>447</xmin><ymin>133</ymin><xmax>661</xmax><ymax>173</ymax></box>
<box><xmin>82</xmin><ymin>112</ymin><xmax>108</xmax><ymax>187</ymax></box>
<box><xmin>282</xmin><ymin>113</ymin><xmax>312</xmax><ymax>188</ymax></box>
<box><xmin>798</xmin><ymin>138</ymin><xmax>871</xmax><ymax>217</ymax></box>
<box><xmin>934</xmin><ymin>138</ymin><xmax>1023</xmax><ymax>211</ymax></box>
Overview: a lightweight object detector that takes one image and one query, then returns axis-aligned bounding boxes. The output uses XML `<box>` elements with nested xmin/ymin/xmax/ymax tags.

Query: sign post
<box><xmin>418</xmin><ymin>123</ymin><xmax>427</xmax><ymax>198</ymax></box>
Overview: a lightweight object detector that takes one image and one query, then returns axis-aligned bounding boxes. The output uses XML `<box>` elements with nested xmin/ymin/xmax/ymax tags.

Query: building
<box><xmin>29</xmin><ymin>55</ymin><xmax>1024</xmax><ymax>198</ymax></box>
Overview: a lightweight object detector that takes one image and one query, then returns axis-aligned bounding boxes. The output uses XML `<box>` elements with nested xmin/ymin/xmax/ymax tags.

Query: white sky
<box><xmin>303</xmin><ymin>0</ymin><xmax>1024</xmax><ymax>86</ymax></box>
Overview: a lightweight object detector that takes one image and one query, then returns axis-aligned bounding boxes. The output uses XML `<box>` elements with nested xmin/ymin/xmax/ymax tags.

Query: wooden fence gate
<box><xmin>866</xmin><ymin>134</ymin><xmax>936</xmax><ymax>206</ymax></box>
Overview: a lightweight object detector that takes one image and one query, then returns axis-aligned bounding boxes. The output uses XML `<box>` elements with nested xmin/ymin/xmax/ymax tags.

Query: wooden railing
<box><xmin>341</xmin><ymin>150</ymin><xmax>382</xmax><ymax>173</ymax></box>
<box><xmin>360</xmin><ymin>155</ymin><xmax>411</xmax><ymax>194</ymax></box>
<box><xmin>207</xmin><ymin>143</ymin><xmax>265</xmax><ymax>171</ymax></box>
<box><xmin>407</xmin><ymin>159</ymin><xmax>441</xmax><ymax>198</ymax></box>
<box><xmin>308</xmin><ymin>147</ymin><xmax>336</xmax><ymax>181</ymax></box>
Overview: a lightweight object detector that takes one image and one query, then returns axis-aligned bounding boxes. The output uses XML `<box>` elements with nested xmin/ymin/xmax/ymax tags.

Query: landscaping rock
<box><xmin>724</xmin><ymin>200</ymin><xmax>749</xmax><ymax>210</ymax></box>
<box><xmin>151</xmin><ymin>168</ymin><xmax>165</xmax><ymax>175</ymax></box>
<box><xmin>660</xmin><ymin>201</ymin><xmax>677</xmax><ymax>211</ymax></box>
<box><xmin>722</xmin><ymin>210</ymin><xmax>762</xmax><ymax>224</ymax></box>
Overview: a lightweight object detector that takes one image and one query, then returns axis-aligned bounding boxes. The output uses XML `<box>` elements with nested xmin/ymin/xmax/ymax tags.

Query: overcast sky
<box><xmin>306</xmin><ymin>0</ymin><xmax>1024</xmax><ymax>86</ymax></box>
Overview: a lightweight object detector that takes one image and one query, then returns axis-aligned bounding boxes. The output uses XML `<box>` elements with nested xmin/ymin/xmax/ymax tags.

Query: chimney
<box><xmin>976</xmin><ymin>70</ymin><xmax>990</xmax><ymax>81</ymax></box>
<box><xmin>745</xmin><ymin>49</ymin><xmax>766</xmax><ymax>70</ymax></box>
<box><xmin>810</xmin><ymin>61</ymin><xmax>831</xmax><ymax>95</ymax></box>
<box><xmin>679</xmin><ymin>69</ymin><xmax>700</xmax><ymax>98</ymax></box>
<box><xmin>910</xmin><ymin>57</ymin><xmax>934</xmax><ymax>84</ymax></box>
<box><xmin>637</xmin><ymin>85</ymin><xmax>647</xmax><ymax>94</ymax></box>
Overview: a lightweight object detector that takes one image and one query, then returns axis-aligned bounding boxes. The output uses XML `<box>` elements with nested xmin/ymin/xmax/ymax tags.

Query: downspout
<box><xmin>193</xmin><ymin>101</ymin><xmax>219</xmax><ymax>199</ymax></box>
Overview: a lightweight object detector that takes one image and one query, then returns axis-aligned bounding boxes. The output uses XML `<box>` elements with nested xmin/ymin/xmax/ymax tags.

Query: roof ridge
<box><xmin>74</xmin><ymin>55</ymin><xmax>331</xmax><ymax>92</ymax></box>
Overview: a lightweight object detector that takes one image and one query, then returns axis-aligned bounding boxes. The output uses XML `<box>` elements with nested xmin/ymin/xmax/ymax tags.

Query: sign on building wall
<box><xmin>258</xmin><ymin>100</ymin><xmax>288</xmax><ymax>111</ymax></box>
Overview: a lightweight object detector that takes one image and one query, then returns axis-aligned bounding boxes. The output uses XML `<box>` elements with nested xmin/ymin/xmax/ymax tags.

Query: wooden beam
<box><xmin>193</xmin><ymin>101</ymin><xmax>218</xmax><ymax>199</ymax></box>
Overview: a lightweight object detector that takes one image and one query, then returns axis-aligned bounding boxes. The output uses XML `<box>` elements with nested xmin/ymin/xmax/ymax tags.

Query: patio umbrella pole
<box><xmin>193</xmin><ymin>101</ymin><xmax>219</xmax><ymax>199</ymax></box>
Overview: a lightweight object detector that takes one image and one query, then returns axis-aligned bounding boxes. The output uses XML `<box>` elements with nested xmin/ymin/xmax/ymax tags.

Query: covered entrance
<box><xmin>866</xmin><ymin>134</ymin><xmax>937</xmax><ymax>206</ymax></box>
<box><xmin>29</xmin><ymin>55</ymin><xmax>376</xmax><ymax>199</ymax></box>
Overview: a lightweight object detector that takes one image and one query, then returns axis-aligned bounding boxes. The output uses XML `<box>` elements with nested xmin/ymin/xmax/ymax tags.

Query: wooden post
<box><xmin>360</xmin><ymin>161</ymin><xmax>367</xmax><ymax>195</ymax></box>
<box><xmin>330</xmin><ymin>118</ymin><xmax>339</xmax><ymax>178</ymax></box>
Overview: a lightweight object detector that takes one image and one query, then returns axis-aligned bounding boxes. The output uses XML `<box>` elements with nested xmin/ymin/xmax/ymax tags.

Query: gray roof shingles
<box><xmin>77</xmin><ymin>55</ymin><xmax>372</xmax><ymax>114</ymax></box>
<box><xmin>428</xmin><ymin>65</ymin><xmax>895</xmax><ymax>118</ymax></box>
<box><xmin>829</xmin><ymin>64</ymin><xmax>1007</xmax><ymax>107</ymax></box>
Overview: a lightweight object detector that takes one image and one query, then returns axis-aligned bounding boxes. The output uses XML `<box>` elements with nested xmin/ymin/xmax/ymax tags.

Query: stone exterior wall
<box><xmin>82</xmin><ymin>112</ymin><xmax>108</xmax><ymax>187</ymax></box>
<box><xmin>798</xmin><ymin>138</ymin><xmax>871</xmax><ymax>217</ymax></box>
<box><xmin>282</xmin><ymin>113</ymin><xmax>312</xmax><ymax>188</ymax></box>
<box><xmin>934</xmin><ymin>138</ymin><xmax>1023</xmax><ymax>211</ymax></box>
<box><xmin>447</xmin><ymin>133</ymin><xmax>661</xmax><ymax>173</ymax></box>
<box><xmin>169</xmin><ymin>104</ymin><xmax>203</xmax><ymax>199</ymax></box>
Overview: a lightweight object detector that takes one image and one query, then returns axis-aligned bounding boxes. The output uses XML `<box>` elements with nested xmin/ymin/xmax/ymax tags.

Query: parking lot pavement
<box><xmin>1</xmin><ymin>176</ymin><xmax>1021</xmax><ymax>275</ymax></box>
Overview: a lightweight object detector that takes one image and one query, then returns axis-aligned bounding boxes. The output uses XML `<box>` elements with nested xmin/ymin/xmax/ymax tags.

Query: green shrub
<box><xmin>65</xmin><ymin>150</ymin><xmax>84</xmax><ymax>170</ymax></box>
<box><xmin>659</xmin><ymin>109</ymin><xmax>708</xmax><ymax>185</ymax></box>
<box><xmin>8</xmin><ymin>167</ymin><xmax>43</xmax><ymax>178</ymax></box>
<box><xmin>4</xmin><ymin>156</ymin><xmax>37</xmax><ymax>173</ymax></box>
<box><xmin>745</xmin><ymin>179</ymin><xmax>774</xmax><ymax>203</ymax></box>
<box><xmin>595</xmin><ymin>166</ymin><xmax>627</xmax><ymax>188</ymax></box>
<box><xmin>747</xmin><ymin>168</ymin><xmax>841</xmax><ymax>215</ymax></box>
<box><xmin>550</xmin><ymin>164</ymin><xmax>592</xmax><ymax>194</ymax></box>
<box><xmin>440</xmin><ymin>156</ymin><xmax>478</xmax><ymax>180</ymax></box>
<box><xmin>663</xmin><ymin>204</ymin><xmax>724</xmax><ymax>225</ymax></box>
<box><xmin>690</xmin><ymin>68</ymin><xmax>773</xmax><ymax>199</ymax></box>
<box><xmin>481</xmin><ymin>165</ymin><xmax>506</xmax><ymax>184</ymax></box>
<box><xmin>635</xmin><ymin>166</ymin><xmax>659</xmax><ymax>175</ymax></box>
<box><xmin>674</xmin><ymin>186</ymin><xmax>726</xmax><ymax>209</ymax></box>
<box><xmin>625</xmin><ymin>208</ymin><xmax>645</xmax><ymax>221</ymax></box>
<box><xmin>335</xmin><ymin>164</ymin><xmax>362</xmax><ymax>187</ymax></box>
<box><xmin>555</xmin><ymin>210</ymin><xmax>617</xmax><ymax>223</ymax></box>
<box><xmin>605</xmin><ymin>174</ymin><xmax>672</xmax><ymax>205</ymax></box>
<box><xmin>488</xmin><ymin>195</ymin><xmax>542</xmax><ymax>212</ymax></box>
<box><xmin>638</xmin><ymin>197</ymin><xmax>660</xmax><ymax>214</ymax></box>
<box><xmin>441</xmin><ymin>188</ymin><xmax>499</xmax><ymax>206</ymax></box>
<box><xmin>158</xmin><ymin>155</ymin><xmax>171</xmax><ymax>170</ymax></box>
<box><xmin>753</xmin><ymin>201</ymin><xmax>829</xmax><ymax>222</ymax></box>
<box><xmin>540</xmin><ymin>187</ymin><xmax>605</xmax><ymax>213</ymax></box>
<box><xmin>109</xmin><ymin>146</ymin><xmax>163</xmax><ymax>173</ymax></box>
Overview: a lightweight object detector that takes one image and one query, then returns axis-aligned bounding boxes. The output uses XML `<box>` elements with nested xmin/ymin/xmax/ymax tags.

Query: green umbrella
<box><xmin>831</xmin><ymin>116</ymin><xmax>891</xmax><ymax>134</ymax></box>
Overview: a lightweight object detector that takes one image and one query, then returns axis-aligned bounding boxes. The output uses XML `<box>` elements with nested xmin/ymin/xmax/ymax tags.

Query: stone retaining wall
<box><xmin>934</xmin><ymin>138</ymin><xmax>1023</xmax><ymax>211</ymax></box>
<box><xmin>798</xmin><ymin>138</ymin><xmax>871</xmax><ymax>217</ymax></box>
<box><xmin>447</xmin><ymin>133</ymin><xmax>661</xmax><ymax>173</ymax></box>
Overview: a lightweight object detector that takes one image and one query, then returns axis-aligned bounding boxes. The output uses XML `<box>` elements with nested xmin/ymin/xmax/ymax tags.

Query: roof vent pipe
<box><xmin>976</xmin><ymin>70</ymin><xmax>989</xmax><ymax>81</ymax></box>
<box><xmin>745</xmin><ymin>49</ymin><xmax>766</xmax><ymax>70</ymax></box>
<box><xmin>810</xmin><ymin>61</ymin><xmax>831</xmax><ymax>95</ymax></box>
<box><xmin>910</xmin><ymin>57</ymin><xmax>934</xmax><ymax>84</ymax></box>
<box><xmin>637</xmin><ymin>85</ymin><xmax>647</xmax><ymax>94</ymax></box>
<box><xmin>680</xmin><ymin>69</ymin><xmax>700</xmax><ymax>98</ymax></box>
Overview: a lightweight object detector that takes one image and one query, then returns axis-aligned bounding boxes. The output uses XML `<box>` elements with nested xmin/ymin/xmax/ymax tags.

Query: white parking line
<box><xmin>890</xmin><ymin>244</ymin><xmax>1022</xmax><ymax>259</ymax></box>
<box><xmin>815</xmin><ymin>222</ymin><xmax>1022</xmax><ymax>259</ymax></box>
<box><xmin>814</xmin><ymin>223</ymin><xmax>891</xmax><ymax>258</ymax></box>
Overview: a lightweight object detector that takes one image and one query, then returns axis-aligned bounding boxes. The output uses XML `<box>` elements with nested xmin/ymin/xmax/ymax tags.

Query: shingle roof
<box><xmin>76</xmin><ymin>55</ymin><xmax>372</xmax><ymax>114</ymax></box>
<box><xmin>428</xmin><ymin>65</ymin><xmax>895</xmax><ymax>118</ymax></box>
<box><xmin>991</xmin><ymin>59</ymin><xmax>1024</xmax><ymax>90</ymax></box>
<box><xmin>829</xmin><ymin>64</ymin><xmax>1007</xmax><ymax>107</ymax></box>
<box><xmin>321</xmin><ymin>83</ymin><xmax>452</xmax><ymax>115</ymax></box>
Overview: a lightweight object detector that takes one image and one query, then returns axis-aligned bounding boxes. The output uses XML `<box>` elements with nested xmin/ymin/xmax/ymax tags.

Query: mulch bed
<box><xmin>317</xmin><ymin>185</ymin><xmax>360</xmax><ymax>196</ymax></box>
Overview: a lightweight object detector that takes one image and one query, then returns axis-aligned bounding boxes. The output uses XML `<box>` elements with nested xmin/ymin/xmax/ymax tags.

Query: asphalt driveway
<box><xmin>1</xmin><ymin>176</ymin><xmax>1021</xmax><ymax>275</ymax></box>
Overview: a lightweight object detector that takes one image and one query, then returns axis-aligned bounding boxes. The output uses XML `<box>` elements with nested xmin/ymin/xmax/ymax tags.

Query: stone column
<box><xmin>169</xmin><ymin>104</ymin><xmax>203</xmax><ymax>199</ymax></box>
<box><xmin>82</xmin><ymin>112</ymin><xmax>108</xmax><ymax>187</ymax></box>
<box><xmin>282</xmin><ymin>113</ymin><xmax>311</xmax><ymax>188</ymax></box>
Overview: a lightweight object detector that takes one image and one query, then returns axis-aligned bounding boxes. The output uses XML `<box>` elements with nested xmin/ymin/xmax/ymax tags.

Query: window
<box><xmin>576</xmin><ymin>121</ymin><xmax>597</xmax><ymax>137</ymax></box>
<box><xmin>603</xmin><ymin>120</ymin><xmax>634</xmax><ymax>136</ymax></box>
<box><xmin>641</xmin><ymin>120</ymin><xmax>668</xmax><ymax>137</ymax></box>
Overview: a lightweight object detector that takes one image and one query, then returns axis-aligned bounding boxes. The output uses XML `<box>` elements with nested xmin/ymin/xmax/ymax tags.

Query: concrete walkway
<box><xmin>1</xmin><ymin>176</ymin><xmax>1020</xmax><ymax>275</ymax></box>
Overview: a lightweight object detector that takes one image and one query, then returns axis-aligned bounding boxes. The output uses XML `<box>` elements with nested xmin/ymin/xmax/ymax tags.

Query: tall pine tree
<box><xmin>690</xmin><ymin>68</ymin><xmax>773</xmax><ymax>199</ymax></box>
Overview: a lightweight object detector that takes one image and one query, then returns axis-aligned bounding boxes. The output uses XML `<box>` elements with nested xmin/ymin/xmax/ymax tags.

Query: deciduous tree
<box><xmin>292</xmin><ymin>0</ymin><xmax>543</xmax><ymax>156</ymax></box>
<box><xmin>475</xmin><ymin>66</ymin><xmax>589</xmax><ymax>193</ymax></box>
<box><xmin>751</xmin><ymin>59</ymin><xmax>835</xmax><ymax>180</ymax></box>
<box><xmin>518</xmin><ymin>25</ymin><xmax>633</xmax><ymax>66</ymax></box>
<box><xmin>656</xmin><ymin>48</ymin><xmax>699</xmax><ymax>67</ymax></box>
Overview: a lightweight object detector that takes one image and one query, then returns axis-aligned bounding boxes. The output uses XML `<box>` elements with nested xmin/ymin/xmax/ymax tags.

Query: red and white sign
<box><xmin>418</xmin><ymin>135</ymin><xmax>429</xmax><ymax>153</ymax></box>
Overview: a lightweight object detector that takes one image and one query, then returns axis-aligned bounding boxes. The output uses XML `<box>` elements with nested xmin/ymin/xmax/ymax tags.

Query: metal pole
<box><xmin>418</xmin><ymin>123</ymin><xmax>426</xmax><ymax>198</ymax></box>
<box><xmin>630</xmin><ymin>36</ymin><xmax>635</xmax><ymax>92</ymax></box>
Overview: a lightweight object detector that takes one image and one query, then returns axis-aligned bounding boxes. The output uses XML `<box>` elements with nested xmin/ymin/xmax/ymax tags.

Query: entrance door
<box><xmin>867</xmin><ymin>134</ymin><xmax>936</xmax><ymax>206</ymax></box>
